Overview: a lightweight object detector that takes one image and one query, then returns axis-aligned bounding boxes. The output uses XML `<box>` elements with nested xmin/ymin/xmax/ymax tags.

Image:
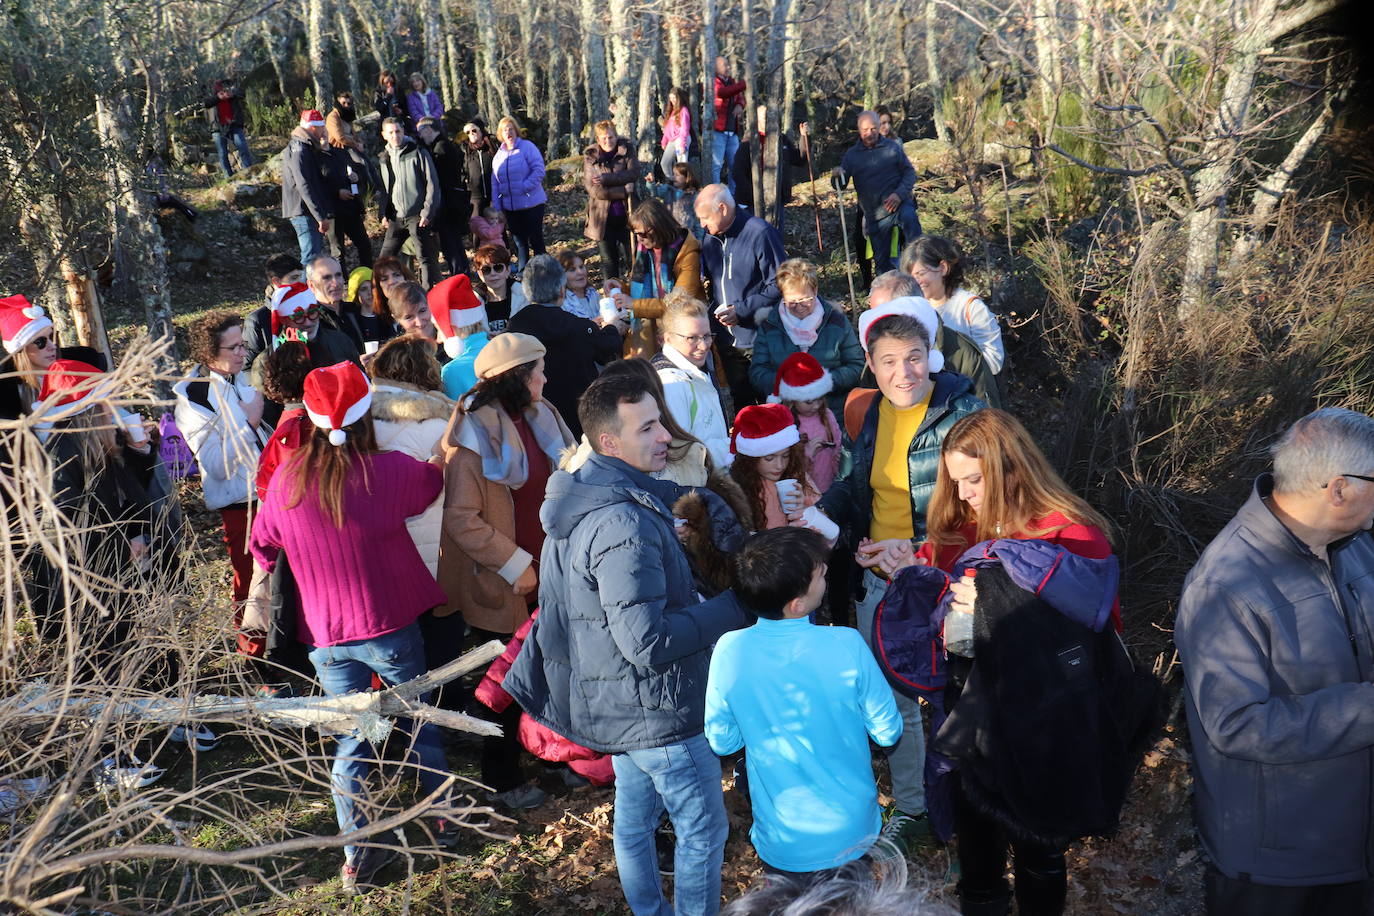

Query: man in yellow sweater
<box><xmin>819</xmin><ymin>295</ymin><xmax>984</xmax><ymax>852</ymax></box>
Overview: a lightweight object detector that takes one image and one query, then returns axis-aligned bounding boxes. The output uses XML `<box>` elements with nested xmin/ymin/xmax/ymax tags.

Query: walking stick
<box><xmin>801</xmin><ymin>128</ymin><xmax>823</xmax><ymax>253</ymax></box>
<box><xmin>833</xmin><ymin>178</ymin><xmax>860</xmax><ymax>311</ymax></box>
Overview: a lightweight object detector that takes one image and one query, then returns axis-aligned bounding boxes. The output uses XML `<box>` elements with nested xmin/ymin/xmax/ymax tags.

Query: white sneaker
<box><xmin>0</xmin><ymin>776</ymin><xmax>52</xmax><ymax>816</ymax></box>
<box><xmin>96</xmin><ymin>756</ymin><xmax>165</xmax><ymax>791</ymax></box>
<box><xmin>169</xmin><ymin>724</ymin><xmax>220</xmax><ymax>752</ymax></box>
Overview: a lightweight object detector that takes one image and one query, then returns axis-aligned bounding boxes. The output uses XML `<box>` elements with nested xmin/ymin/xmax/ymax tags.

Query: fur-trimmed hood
<box><xmin>370</xmin><ymin>379</ymin><xmax>456</xmax><ymax>424</ymax></box>
<box><xmin>673</xmin><ymin>469</ymin><xmax>753</xmax><ymax>597</ymax></box>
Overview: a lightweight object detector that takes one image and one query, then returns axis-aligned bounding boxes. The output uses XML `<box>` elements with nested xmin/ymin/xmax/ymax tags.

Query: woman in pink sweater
<box><xmin>249</xmin><ymin>361</ymin><xmax>458</xmax><ymax>893</ymax></box>
<box><xmin>659</xmin><ymin>86</ymin><xmax>691</xmax><ymax>179</ymax></box>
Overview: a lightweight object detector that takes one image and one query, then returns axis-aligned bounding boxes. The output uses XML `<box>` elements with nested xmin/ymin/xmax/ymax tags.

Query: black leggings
<box><xmin>955</xmin><ymin>776</ymin><xmax>1066</xmax><ymax>915</ymax></box>
<box><xmin>503</xmin><ymin>204</ymin><xmax>546</xmax><ymax>271</ymax></box>
<box><xmin>597</xmin><ymin>215</ymin><xmax>632</xmax><ymax>281</ymax></box>
<box><xmin>466</xmin><ymin>626</ymin><xmax>526</xmax><ymax>793</ymax></box>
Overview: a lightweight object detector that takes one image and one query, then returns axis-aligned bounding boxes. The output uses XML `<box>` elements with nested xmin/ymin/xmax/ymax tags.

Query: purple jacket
<box><xmin>492</xmin><ymin>138</ymin><xmax>548</xmax><ymax>212</ymax></box>
<box><xmin>873</xmin><ymin>538</ymin><xmax>1119</xmax><ymax>699</ymax></box>
<box><xmin>407</xmin><ymin>89</ymin><xmax>444</xmax><ymax>125</ymax></box>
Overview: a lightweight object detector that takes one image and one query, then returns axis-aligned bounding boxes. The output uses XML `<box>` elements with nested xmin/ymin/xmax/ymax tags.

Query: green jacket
<box><xmin>820</xmin><ymin>371</ymin><xmax>985</xmax><ymax>555</ymax></box>
<box><xmin>748</xmin><ymin>300</ymin><xmax>866</xmax><ymax>415</ymax></box>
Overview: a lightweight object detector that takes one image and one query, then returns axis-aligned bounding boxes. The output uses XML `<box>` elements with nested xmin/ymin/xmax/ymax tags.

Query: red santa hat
<box><xmin>303</xmin><ymin>361</ymin><xmax>372</xmax><ymax>446</ymax></box>
<box><xmin>270</xmin><ymin>282</ymin><xmax>318</xmax><ymax>337</ymax></box>
<box><xmin>427</xmin><ymin>274</ymin><xmax>488</xmax><ymax>358</ymax></box>
<box><xmin>1</xmin><ymin>294</ymin><xmax>54</xmax><ymax>354</ymax></box>
<box><xmin>32</xmin><ymin>359</ymin><xmax>114</xmax><ymax>415</ymax></box>
<box><xmin>731</xmin><ymin>403</ymin><xmax>802</xmax><ymax>458</ymax></box>
<box><xmin>768</xmin><ymin>352</ymin><xmax>833</xmax><ymax>404</ymax></box>
<box><xmin>856</xmin><ymin>295</ymin><xmax>944</xmax><ymax>373</ymax></box>
<box><xmin>300</xmin><ymin>109</ymin><xmax>325</xmax><ymax>128</ymax></box>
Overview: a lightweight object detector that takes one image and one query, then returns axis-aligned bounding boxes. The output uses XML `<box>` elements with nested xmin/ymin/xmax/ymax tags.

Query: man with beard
<box><xmin>416</xmin><ymin>117</ymin><xmax>471</xmax><ymax>277</ymax></box>
<box><xmin>280</xmin><ymin>110</ymin><xmax>334</xmax><ymax>266</ymax></box>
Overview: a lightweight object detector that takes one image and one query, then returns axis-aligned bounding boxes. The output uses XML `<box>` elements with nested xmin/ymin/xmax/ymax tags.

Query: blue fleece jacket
<box><xmin>698</xmin><ymin>205</ymin><xmax>785</xmax><ymax>329</ymax></box>
<box><xmin>704</xmin><ymin>616</ymin><xmax>902</xmax><ymax>872</ymax></box>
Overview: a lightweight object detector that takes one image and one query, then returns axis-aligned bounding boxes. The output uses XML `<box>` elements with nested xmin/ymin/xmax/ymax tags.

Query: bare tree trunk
<box><xmin>442</xmin><ymin>0</ymin><xmax>465</xmax><ymax>115</ymax></box>
<box><xmin>353</xmin><ymin>0</ymin><xmax>389</xmax><ymax>74</ymax></box>
<box><xmin>567</xmin><ymin>46</ymin><xmax>587</xmax><ymax>147</ymax></box>
<box><xmin>546</xmin><ymin>29</ymin><xmax>566</xmax><ymax>157</ymax></box>
<box><xmin>305</xmin><ymin>0</ymin><xmax>334</xmax><ymax>109</ymax></box>
<box><xmin>261</xmin><ymin>17</ymin><xmax>291</xmax><ymax>103</ymax></box>
<box><xmin>336</xmin><ymin>5</ymin><xmax>362</xmax><ymax>97</ymax></box>
<box><xmin>781</xmin><ymin>3</ymin><xmax>800</xmax><ymax>129</ymax></box>
<box><xmin>636</xmin><ymin>9</ymin><xmax>663</xmax><ymax>164</ymax></box>
<box><xmin>582</xmin><ymin>0</ymin><xmax>611</xmax><ymax>122</ymax></box>
<box><xmin>1032</xmin><ymin>0</ymin><xmax>1060</xmax><ymax>123</ymax></box>
<box><xmin>701</xmin><ymin>0</ymin><xmax>717</xmax><ymax>184</ymax></box>
<box><xmin>421</xmin><ymin>0</ymin><xmax>442</xmax><ymax>94</ymax></box>
<box><xmin>65</xmin><ymin>272</ymin><xmax>111</xmax><ymax>368</ymax></box>
<box><xmin>516</xmin><ymin>0</ymin><xmax>543</xmax><ymax>120</ymax></box>
<box><xmin>925</xmin><ymin>0</ymin><xmax>948</xmax><ymax>142</ymax></box>
<box><xmin>861</xmin><ymin>0</ymin><xmax>880</xmax><ymax>108</ymax></box>
<box><xmin>609</xmin><ymin>0</ymin><xmax>635</xmax><ymax>138</ymax></box>
<box><xmin>761</xmin><ymin>0</ymin><xmax>793</xmax><ymax>225</ymax></box>
<box><xmin>668</xmin><ymin>9</ymin><xmax>688</xmax><ymax>92</ymax></box>
<box><xmin>1179</xmin><ymin>0</ymin><xmax>1280</xmax><ymax>323</ymax></box>
<box><xmin>472</xmin><ymin>2</ymin><xmax>512</xmax><ymax>117</ymax></box>
<box><xmin>742</xmin><ymin>0</ymin><xmax>764</xmax><ymax>213</ymax></box>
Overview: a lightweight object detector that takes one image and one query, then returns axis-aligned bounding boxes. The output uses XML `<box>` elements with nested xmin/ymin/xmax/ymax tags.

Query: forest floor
<box><xmin>84</xmin><ymin>131</ymin><xmax>1203</xmax><ymax>914</ymax></box>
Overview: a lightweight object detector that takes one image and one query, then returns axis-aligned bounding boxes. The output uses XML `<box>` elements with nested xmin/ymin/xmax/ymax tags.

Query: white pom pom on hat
<box><xmin>856</xmin><ymin>295</ymin><xmax>944</xmax><ymax>373</ymax></box>
<box><xmin>0</xmin><ymin>293</ymin><xmax>54</xmax><ymax>354</ymax></box>
<box><xmin>303</xmin><ymin>361</ymin><xmax>372</xmax><ymax>447</ymax></box>
<box><xmin>428</xmin><ymin>274</ymin><xmax>486</xmax><ymax>359</ymax></box>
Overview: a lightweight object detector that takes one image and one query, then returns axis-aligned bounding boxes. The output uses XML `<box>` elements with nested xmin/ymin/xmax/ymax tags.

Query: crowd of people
<box><xmin>3</xmin><ymin>64</ymin><xmax>1373</xmax><ymax>916</ymax></box>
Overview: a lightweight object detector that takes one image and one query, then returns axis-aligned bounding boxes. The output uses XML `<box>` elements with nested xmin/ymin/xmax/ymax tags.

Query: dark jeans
<box><xmin>466</xmin><ymin>626</ymin><xmax>525</xmax><ymax>793</ymax></box>
<box><xmin>598</xmin><ymin>215</ymin><xmax>631</xmax><ymax>280</ymax></box>
<box><xmin>380</xmin><ymin>214</ymin><xmax>442</xmax><ymax>288</ymax></box>
<box><xmin>328</xmin><ymin>198</ymin><xmax>373</xmax><ymax>272</ymax></box>
<box><xmin>417</xmin><ymin>608</ymin><xmax>468</xmax><ymax>712</ymax></box>
<box><xmin>1204</xmin><ymin>865</ymin><xmax>1373</xmax><ymax>916</ymax></box>
<box><xmin>434</xmin><ymin>210</ymin><xmax>471</xmax><ymax>277</ymax></box>
<box><xmin>503</xmin><ymin>204</ymin><xmax>546</xmax><ymax>272</ymax></box>
<box><xmin>955</xmin><ymin>776</ymin><xmax>1066</xmax><ymax>916</ymax></box>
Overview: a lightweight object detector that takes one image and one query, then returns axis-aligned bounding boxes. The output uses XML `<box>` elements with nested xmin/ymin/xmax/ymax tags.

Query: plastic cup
<box><xmin>599</xmin><ymin>297</ymin><xmax>619</xmax><ymax>324</ymax></box>
<box><xmin>364</xmin><ymin>340</ymin><xmax>380</xmax><ymax>355</ymax></box>
<box><xmin>801</xmin><ymin>506</ymin><xmax>839</xmax><ymax>540</ymax></box>
<box><xmin>775</xmin><ymin>478</ymin><xmax>801</xmax><ymax>511</ymax></box>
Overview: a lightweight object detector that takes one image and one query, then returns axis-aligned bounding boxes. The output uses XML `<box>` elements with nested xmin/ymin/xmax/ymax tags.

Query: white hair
<box><xmin>696</xmin><ymin>183</ymin><xmax>735</xmax><ymax>211</ymax></box>
<box><xmin>1272</xmin><ymin>407</ymin><xmax>1374</xmax><ymax>493</ymax></box>
<box><xmin>522</xmin><ymin>254</ymin><xmax>567</xmax><ymax>305</ymax></box>
<box><xmin>869</xmin><ymin>271</ymin><xmax>921</xmax><ymax>307</ymax></box>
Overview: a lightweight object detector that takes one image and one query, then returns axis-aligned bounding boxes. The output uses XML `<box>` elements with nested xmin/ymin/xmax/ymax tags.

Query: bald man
<box><xmin>833</xmin><ymin>110</ymin><xmax>920</xmax><ymax>273</ymax></box>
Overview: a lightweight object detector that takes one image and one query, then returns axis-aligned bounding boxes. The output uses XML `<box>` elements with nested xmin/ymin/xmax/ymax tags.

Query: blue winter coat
<box><xmin>698</xmin><ymin>206</ymin><xmax>785</xmax><ymax>329</ymax></box>
<box><xmin>491</xmin><ymin>139</ymin><xmax>548</xmax><ymax>212</ymax></box>
<box><xmin>501</xmin><ymin>453</ymin><xmax>750</xmax><ymax>754</ymax></box>
<box><xmin>748</xmin><ymin>300</ymin><xmax>866</xmax><ymax>414</ymax></box>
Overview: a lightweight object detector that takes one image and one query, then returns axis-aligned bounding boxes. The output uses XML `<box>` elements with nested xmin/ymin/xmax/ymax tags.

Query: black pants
<box><xmin>1204</xmin><ymin>865</ymin><xmax>1373</xmax><ymax>916</ymax></box>
<box><xmin>329</xmin><ymin>199</ymin><xmax>373</xmax><ymax>272</ymax></box>
<box><xmin>597</xmin><ymin>215</ymin><xmax>632</xmax><ymax>281</ymax></box>
<box><xmin>417</xmin><ymin>608</ymin><xmax>468</xmax><ymax>712</ymax></box>
<box><xmin>955</xmin><ymin>776</ymin><xmax>1066</xmax><ymax>916</ymax></box>
<box><xmin>503</xmin><ymin>203</ymin><xmax>546</xmax><ymax>271</ymax></box>
<box><xmin>434</xmin><ymin>213</ymin><xmax>470</xmax><ymax>277</ymax></box>
<box><xmin>380</xmin><ymin>213</ymin><xmax>442</xmax><ymax>288</ymax></box>
<box><xmin>465</xmin><ymin>625</ymin><xmax>526</xmax><ymax>793</ymax></box>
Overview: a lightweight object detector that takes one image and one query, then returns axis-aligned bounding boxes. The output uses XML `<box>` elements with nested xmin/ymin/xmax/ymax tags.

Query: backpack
<box><xmin>157</xmin><ymin>412</ymin><xmax>198</xmax><ymax>479</ymax></box>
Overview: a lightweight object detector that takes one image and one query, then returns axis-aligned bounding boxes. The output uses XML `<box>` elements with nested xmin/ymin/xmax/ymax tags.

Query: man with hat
<box><xmin>249</xmin><ymin>283</ymin><xmax>360</xmax><ymax>401</ymax></box>
<box><xmin>281</xmin><ymin>110</ymin><xmax>335</xmax><ymax>267</ymax></box>
<box><xmin>203</xmin><ymin>78</ymin><xmax>253</xmax><ymax>180</ymax></box>
<box><xmin>429</xmin><ymin>274</ymin><xmax>492</xmax><ymax>398</ymax></box>
<box><xmin>818</xmin><ymin>295</ymin><xmax>984</xmax><ymax>854</ymax></box>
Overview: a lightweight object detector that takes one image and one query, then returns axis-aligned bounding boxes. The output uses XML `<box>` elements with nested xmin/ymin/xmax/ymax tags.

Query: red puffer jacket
<box><xmin>475</xmin><ymin>610</ymin><xmax>616</xmax><ymax>785</ymax></box>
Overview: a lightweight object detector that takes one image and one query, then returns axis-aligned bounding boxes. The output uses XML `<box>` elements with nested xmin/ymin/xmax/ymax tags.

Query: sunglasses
<box><xmin>289</xmin><ymin>306</ymin><xmax>322</xmax><ymax>322</ymax></box>
<box><xmin>29</xmin><ymin>335</ymin><xmax>52</xmax><ymax>350</ymax></box>
<box><xmin>478</xmin><ymin>264</ymin><xmax>508</xmax><ymax>274</ymax></box>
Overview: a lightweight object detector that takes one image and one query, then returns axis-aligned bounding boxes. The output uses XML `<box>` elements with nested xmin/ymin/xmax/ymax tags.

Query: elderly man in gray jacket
<box><xmin>504</xmin><ymin>371</ymin><xmax>748</xmax><ymax>916</ymax></box>
<box><xmin>378</xmin><ymin>117</ymin><xmax>443</xmax><ymax>288</ymax></box>
<box><xmin>1176</xmin><ymin>407</ymin><xmax>1374</xmax><ymax>915</ymax></box>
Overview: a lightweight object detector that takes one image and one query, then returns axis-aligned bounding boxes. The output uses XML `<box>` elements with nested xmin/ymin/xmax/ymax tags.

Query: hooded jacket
<box><xmin>583</xmin><ymin>138</ymin><xmax>642</xmax><ymax>241</ymax></box>
<box><xmin>491</xmin><ymin>138</ymin><xmax>548</xmax><ymax>212</ymax></box>
<box><xmin>748</xmin><ymin>300</ymin><xmax>866</xmax><ymax>415</ymax></box>
<box><xmin>501</xmin><ymin>452</ymin><xmax>750</xmax><ymax>753</ymax></box>
<box><xmin>370</xmin><ymin>380</ymin><xmax>455</xmax><ymax>579</ymax></box>
<box><xmin>1177</xmin><ymin>474</ymin><xmax>1374</xmax><ymax>886</ymax></box>
<box><xmin>698</xmin><ymin>205</ymin><xmax>785</xmax><ymax>332</ymax></box>
<box><xmin>280</xmin><ymin>128</ymin><xmax>335</xmax><ymax>222</ymax></box>
<box><xmin>819</xmin><ymin>373</ymin><xmax>984</xmax><ymax>555</ymax></box>
<box><xmin>173</xmin><ymin>370</ymin><xmax>270</xmax><ymax>510</ymax></box>
<box><xmin>380</xmin><ymin>137</ymin><xmax>441</xmax><ymax>223</ymax></box>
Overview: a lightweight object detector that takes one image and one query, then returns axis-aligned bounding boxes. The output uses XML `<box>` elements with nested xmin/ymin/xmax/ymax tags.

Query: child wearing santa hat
<box><xmin>728</xmin><ymin>403</ymin><xmax>839</xmax><ymax>539</ymax></box>
<box><xmin>768</xmin><ymin>352</ymin><xmax>843</xmax><ymax>493</ymax></box>
<box><xmin>429</xmin><ymin>273</ymin><xmax>492</xmax><ymax>399</ymax></box>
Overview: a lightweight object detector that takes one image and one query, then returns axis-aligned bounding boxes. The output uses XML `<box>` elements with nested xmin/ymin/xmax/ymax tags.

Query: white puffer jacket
<box><xmin>173</xmin><ymin>370</ymin><xmax>270</xmax><ymax>510</ymax></box>
<box><xmin>371</xmin><ymin>379</ymin><xmax>456</xmax><ymax>579</ymax></box>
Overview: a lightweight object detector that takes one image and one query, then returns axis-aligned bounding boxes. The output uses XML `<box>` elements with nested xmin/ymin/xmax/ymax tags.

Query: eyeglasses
<box><xmin>478</xmin><ymin>264</ymin><xmax>508</xmax><ymax>274</ymax></box>
<box><xmin>1323</xmin><ymin>474</ymin><xmax>1374</xmax><ymax>488</ymax></box>
<box><xmin>668</xmin><ymin>331</ymin><xmax>713</xmax><ymax>346</ymax></box>
<box><xmin>218</xmin><ymin>342</ymin><xmax>248</xmax><ymax>353</ymax></box>
<box><xmin>783</xmin><ymin>296</ymin><xmax>816</xmax><ymax>308</ymax></box>
<box><xmin>288</xmin><ymin>306</ymin><xmax>322</xmax><ymax>323</ymax></box>
<box><xmin>29</xmin><ymin>336</ymin><xmax>52</xmax><ymax>350</ymax></box>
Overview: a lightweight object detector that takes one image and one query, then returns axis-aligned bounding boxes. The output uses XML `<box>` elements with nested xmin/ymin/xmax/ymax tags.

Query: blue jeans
<box><xmin>214</xmin><ymin>126</ymin><xmax>253</xmax><ymax>178</ymax></box>
<box><xmin>307</xmin><ymin>623</ymin><xmax>450</xmax><ymax>862</ymax></box>
<box><xmin>856</xmin><ymin>569</ymin><xmax>926</xmax><ymax>815</ymax></box>
<box><xmin>612</xmin><ymin>734</ymin><xmax>728</xmax><ymax>916</ymax></box>
<box><xmin>710</xmin><ymin>131</ymin><xmax>740</xmax><ymax>193</ymax></box>
<box><xmin>289</xmin><ymin>215</ymin><xmax>326</xmax><ymax>267</ymax></box>
<box><xmin>866</xmin><ymin>201</ymin><xmax>922</xmax><ymax>273</ymax></box>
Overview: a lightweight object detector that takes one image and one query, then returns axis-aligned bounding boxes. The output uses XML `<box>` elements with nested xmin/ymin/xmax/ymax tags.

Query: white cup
<box><xmin>775</xmin><ymin>478</ymin><xmax>802</xmax><ymax>512</ymax></box>
<box><xmin>364</xmin><ymin>340</ymin><xmax>380</xmax><ymax>355</ymax></box>
<box><xmin>714</xmin><ymin>303</ymin><xmax>731</xmax><ymax>318</ymax></box>
<box><xmin>801</xmin><ymin>506</ymin><xmax>840</xmax><ymax>541</ymax></box>
<box><xmin>119</xmin><ymin>409</ymin><xmax>148</xmax><ymax>444</ymax></box>
<box><xmin>599</xmin><ymin>297</ymin><xmax>619</xmax><ymax>324</ymax></box>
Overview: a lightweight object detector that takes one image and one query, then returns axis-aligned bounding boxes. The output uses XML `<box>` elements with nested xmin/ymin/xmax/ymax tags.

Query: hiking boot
<box><xmin>95</xmin><ymin>755</ymin><xmax>165</xmax><ymax>792</ymax></box>
<box><xmin>656</xmin><ymin>820</ymin><xmax>676</xmax><ymax>877</ymax></box>
<box><xmin>340</xmin><ymin>845</ymin><xmax>397</xmax><ymax>896</ymax></box>
<box><xmin>169</xmin><ymin>724</ymin><xmax>220</xmax><ymax>752</ymax></box>
<box><xmin>880</xmin><ymin>809</ymin><xmax>935</xmax><ymax>856</ymax></box>
<box><xmin>492</xmin><ymin>782</ymin><xmax>547</xmax><ymax>810</ymax></box>
<box><xmin>431</xmin><ymin>816</ymin><xmax>464</xmax><ymax>851</ymax></box>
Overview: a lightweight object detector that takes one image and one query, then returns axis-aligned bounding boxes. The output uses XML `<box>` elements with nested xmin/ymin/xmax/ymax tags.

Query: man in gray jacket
<box><xmin>378</xmin><ymin>117</ymin><xmax>443</xmax><ymax>288</ymax></box>
<box><xmin>504</xmin><ymin>372</ymin><xmax>748</xmax><ymax>916</ymax></box>
<box><xmin>1176</xmin><ymin>407</ymin><xmax>1374</xmax><ymax>915</ymax></box>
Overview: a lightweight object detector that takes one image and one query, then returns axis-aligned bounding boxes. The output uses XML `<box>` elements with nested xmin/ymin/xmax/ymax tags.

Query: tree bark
<box><xmin>701</xmin><ymin>0</ymin><xmax>717</xmax><ymax>184</ymax></box>
<box><xmin>472</xmin><ymin>1</ymin><xmax>512</xmax><ymax>117</ymax></box>
<box><xmin>636</xmin><ymin>8</ymin><xmax>663</xmax><ymax>164</ymax></box>
<box><xmin>925</xmin><ymin>0</ymin><xmax>949</xmax><ymax>142</ymax></box>
<box><xmin>781</xmin><ymin>2</ymin><xmax>800</xmax><ymax>129</ymax></box>
<box><xmin>442</xmin><ymin>0</ymin><xmax>464</xmax><ymax>115</ymax></box>
<box><xmin>547</xmin><ymin>29</ymin><xmax>566</xmax><ymax>157</ymax></box>
<box><xmin>353</xmin><ymin>0</ymin><xmax>389</xmax><ymax>74</ymax></box>
<box><xmin>1179</xmin><ymin>0</ymin><xmax>1281</xmax><ymax>323</ymax></box>
<box><xmin>609</xmin><ymin>0</ymin><xmax>635</xmax><ymax>138</ymax></box>
<box><xmin>668</xmin><ymin>9</ymin><xmax>688</xmax><ymax>93</ymax></box>
<box><xmin>336</xmin><ymin>5</ymin><xmax>362</xmax><ymax>97</ymax></box>
<box><xmin>861</xmin><ymin>0</ymin><xmax>880</xmax><ymax>109</ymax></box>
<box><xmin>761</xmin><ymin>0</ymin><xmax>793</xmax><ymax>225</ymax></box>
<box><xmin>742</xmin><ymin>0</ymin><xmax>765</xmax><ymax>214</ymax></box>
<box><xmin>516</xmin><ymin>0</ymin><xmax>543</xmax><ymax>120</ymax></box>
<box><xmin>305</xmin><ymin>0</ymin><xmax>334</xmax><ymax>109</ymax></box>
<box><xmin>261</xmin><ymin>17</ymin><xmax>291</xmax><ymax>103</ymax></box>
<box><xmin>582</xmin><ymin>0</ymin><xmax>611</xmax><ymax>122</ymax></box>
<box><xmin>567</xmin><ymin>45</ymin><xmax>587</xmax><ymax>147</ymax></box>
<box><xmin>421</xmin><ymin>0</ymin><xmax>442</xmax><ymax>97</ymax></box>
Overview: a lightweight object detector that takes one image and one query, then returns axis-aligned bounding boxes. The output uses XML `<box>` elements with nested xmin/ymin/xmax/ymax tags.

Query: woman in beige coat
<box><xmin>438</xmin><ymin>332</ymin><xmax>573</xmax><ymax>809</ymax></box>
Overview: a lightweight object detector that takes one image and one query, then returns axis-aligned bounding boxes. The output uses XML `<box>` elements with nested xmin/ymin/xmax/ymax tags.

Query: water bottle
<box><xmin>944</xmin><ymin>568</ymin><xmax>977</xmax><ymax>657</ymax></box>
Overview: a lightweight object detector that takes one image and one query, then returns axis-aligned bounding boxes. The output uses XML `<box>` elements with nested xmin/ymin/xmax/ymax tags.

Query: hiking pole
<box><xmin>833</xmin><ymin>175</ymin><xmax>860</xmax><ymax>310</ymax></box>
<box><xmin>801</xmin><ymin>128</ymin><xmax>823</xmax><ymax>252</ymax></box>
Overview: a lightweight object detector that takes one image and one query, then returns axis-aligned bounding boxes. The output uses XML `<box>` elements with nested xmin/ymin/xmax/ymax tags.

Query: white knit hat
<box><xmin>856</xmin><ymin>295</ymin><xmax>944</xmax><ymax>373</ymax></box>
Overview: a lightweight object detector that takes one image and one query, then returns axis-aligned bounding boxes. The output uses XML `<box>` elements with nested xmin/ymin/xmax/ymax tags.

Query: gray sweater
<box><xmin>379</xmin><ymin>138</ymin><xmax>441</xmax><ymax>223</ymax></box>
<box><xmin>1175</xmin><ymin>474</ymin><xmax>1374</xmax><ymax>886</ymax></box>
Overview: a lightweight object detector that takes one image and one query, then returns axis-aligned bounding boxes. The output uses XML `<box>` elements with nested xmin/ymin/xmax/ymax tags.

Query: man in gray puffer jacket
<box><xmin>504</xmin><ymin>371</ymin><xmax>748</xmax><ymax>916</ymax></box>
<box><xmin>378</xmin><ymin>117</ymin><xmax>443</xmax><ymax>288</ymax></box>
<box><xmin>1177</xmin><ymin>407</ymin><xmax>1374</xmax><ymax>915</ymax></box>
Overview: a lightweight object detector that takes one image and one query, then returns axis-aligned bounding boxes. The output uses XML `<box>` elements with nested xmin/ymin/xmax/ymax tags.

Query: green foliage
<box><xmin>1044</xmin><ymin>92</ymin><xmax>1101</xmax><ymax>218</ymax></box>
<box><xmin>246</xmin><ymin>83</ymin><xmax>299</xmax><ymax>138</ymax></box>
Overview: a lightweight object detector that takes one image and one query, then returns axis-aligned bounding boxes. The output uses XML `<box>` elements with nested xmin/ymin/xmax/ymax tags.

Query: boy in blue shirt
<box><xmin>704</xmin><ymin>527</ymin><xmax>903</xmax><ymax>875</ymax></box>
